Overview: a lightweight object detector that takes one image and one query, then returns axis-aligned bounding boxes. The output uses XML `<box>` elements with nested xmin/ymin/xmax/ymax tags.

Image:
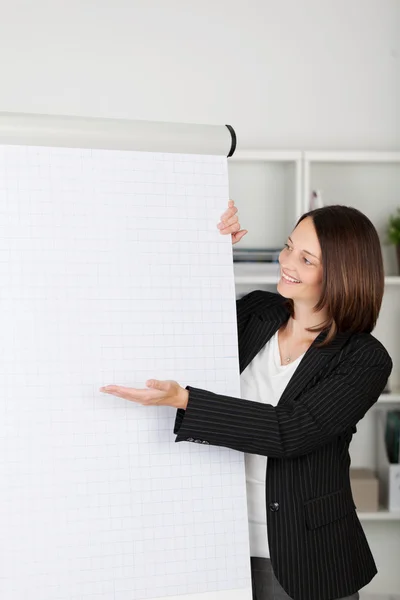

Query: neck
<box><xmin>288</xmin><ymin>301</ymin><xmax>329</xmax><ymax>339</ymax></box>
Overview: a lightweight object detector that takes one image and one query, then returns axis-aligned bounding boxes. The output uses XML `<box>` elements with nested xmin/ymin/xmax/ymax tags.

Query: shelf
<box><xmin>384</xmin><ymin>276</ymin><xmax>400</xmax><ymax>286</ymax></box>
<box><xmin>303</xmin><ymin>151</ymin><xmax>400</xmax><ymax>163</ymax></box>
<box><xmin>233</xmin><ymin>263</ymin><xmax>279</xmax><ymax>284</ymax></box>
<box><xmin>233</xmin><ymin>264</ymin><xmax>400</xmax><ymax>286</ymax></box>
<box><xmin>358</xmin><ymin>509</ymin><xmax>400</xmax><ymax>521</ymax></box>
<box><xmin>376</xmin><ymin>392</ymin><xmax>400</xmax><ymax>405</ymax></box>
<box><xmin>235</xmin><ymin>274</ymin><xmax>278</xmax><ymax>284</ymax></box>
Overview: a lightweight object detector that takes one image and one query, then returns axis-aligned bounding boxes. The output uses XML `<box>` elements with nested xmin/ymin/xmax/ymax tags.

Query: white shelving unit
<box><xmin>227</xmin><ymin>150</ymin><xmax>302</xmax><ymax>250</ymax></box>
<box><xmin>303</xmin><ymin>151</ymin><xmax>400</xmax><ymax>278</ymax></box>
<box><xmin>228</xmin><ymin>150</ymin><xmax>400</xmax><ymax>596</ymax></box>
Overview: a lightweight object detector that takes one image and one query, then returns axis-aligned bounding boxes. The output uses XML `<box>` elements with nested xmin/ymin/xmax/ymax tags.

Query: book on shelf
<box><xmin>309</xmin><ymin>189</ymin><xmax>324</xmax><ymax>210</ymax></box>
<box><xmin>233</xmin><ymin>248</ymin><xmax>281</xmax><ymax>263</ymax></box>
<box><xmin>385</xmin><ymin>411</ymin><xmax>400</xmax><ymax>464</ymax></box>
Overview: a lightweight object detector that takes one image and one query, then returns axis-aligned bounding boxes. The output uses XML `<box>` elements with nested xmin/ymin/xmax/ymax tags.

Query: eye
<box><xmin>284</xmin><ymin>243</ymin><xmax>292</xmax><ymax>251</ymax></box>
<box><xmin>303</xmin><ymin>257</ymin><xmax>312</xmax><ymax>265</ymax></box>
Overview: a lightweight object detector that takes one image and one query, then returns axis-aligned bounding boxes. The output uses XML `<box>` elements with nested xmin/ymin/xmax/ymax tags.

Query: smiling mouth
<box><xmin>281</xmin><ymin>271</ymin><xmax>302</xmax><ymax>284</ymax></box>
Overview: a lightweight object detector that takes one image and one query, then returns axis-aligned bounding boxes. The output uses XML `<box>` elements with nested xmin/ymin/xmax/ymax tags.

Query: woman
<box><xmin>100</xmin><ymin>201</ymin><xmax>392</xmax><ymax>600</ymax></box>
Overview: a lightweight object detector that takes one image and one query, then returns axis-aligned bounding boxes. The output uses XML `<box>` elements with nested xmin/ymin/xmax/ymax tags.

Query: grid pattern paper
<box><xmin>0</xmin><ymin>145</ymin><xmax>251</xmax><ymax>600</ymax></box>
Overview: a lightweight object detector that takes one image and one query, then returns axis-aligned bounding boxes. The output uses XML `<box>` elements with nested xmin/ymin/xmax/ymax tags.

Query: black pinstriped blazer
<box><xmin>174</xmin><ymin>290</ymin><xmax>393</xmax><ymax>600</ymax></box>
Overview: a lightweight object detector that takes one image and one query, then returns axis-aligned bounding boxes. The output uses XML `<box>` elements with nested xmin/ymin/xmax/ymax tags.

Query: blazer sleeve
<box><xmin>173</xmin><ymin>345</ymin><xmax>392</xmax><ymax>458</ymax></box>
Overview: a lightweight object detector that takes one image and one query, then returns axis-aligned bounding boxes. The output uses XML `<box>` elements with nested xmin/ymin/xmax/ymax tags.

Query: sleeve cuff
<box><xmin>173</xmin><ymin>385</ymin><xmax>191</xmax><ymax>434</ymax></box>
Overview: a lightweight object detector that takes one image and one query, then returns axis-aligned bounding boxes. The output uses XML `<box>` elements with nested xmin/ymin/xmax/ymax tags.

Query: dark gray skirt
<box><xmin>250</xmin><ymin>557</ymin><xmax>360</xmax><ymax>600</ymax></box>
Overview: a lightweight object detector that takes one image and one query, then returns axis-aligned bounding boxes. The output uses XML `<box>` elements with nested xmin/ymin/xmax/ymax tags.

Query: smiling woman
<box><xmin>101</xmin><ymin>200</ymin><xmax>392</xmax><ymax>600</ymax></box>
<box><xmin>278</xmin><ymin>205</ymin><xmax>385</xmax><ymax>348</ymax></box>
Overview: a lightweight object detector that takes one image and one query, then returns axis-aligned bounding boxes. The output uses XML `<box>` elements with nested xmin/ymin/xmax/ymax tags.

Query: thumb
<box><xmin>232</xmin><ymin>230</ymin><xmax>248</xmax><ymax>244</ymax></box>
<box><xmin>145</xmin><ymin>379</ymin><xmax>169</xmax><ymax>391</ymax></box>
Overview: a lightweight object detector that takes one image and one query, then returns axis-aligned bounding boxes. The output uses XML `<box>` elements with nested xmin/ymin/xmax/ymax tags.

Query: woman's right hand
<box><xmin>217</xmin><ymin>199</ymin><xmax>248</xmax><ymax>245</ymax></box>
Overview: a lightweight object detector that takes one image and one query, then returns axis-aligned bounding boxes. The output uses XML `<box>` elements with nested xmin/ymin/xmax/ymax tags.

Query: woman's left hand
<box><xmin>99</xmin><ymin>379</ymin><xmax>189</xmax><ymax>409</ymax></box>
<box><xmin>218</xmin><ymin>199</ymin><xmax>248</xmax><ymax>245</ymax></box>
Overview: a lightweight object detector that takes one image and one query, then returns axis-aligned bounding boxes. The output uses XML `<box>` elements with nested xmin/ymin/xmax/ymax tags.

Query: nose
<box><xmin>279</xmin><ymin>251</ymin><xmax>294</xmax><ymax>271</ymax></box>
<box><xmin>279</xmin><ymin>254</ymin><xmax>298</xmax><ymax>277</ymax></box>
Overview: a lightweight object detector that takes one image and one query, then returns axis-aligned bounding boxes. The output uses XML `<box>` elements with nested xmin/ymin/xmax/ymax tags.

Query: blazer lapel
<box><xmin>277</xmin><ymin>330</ymin><xmax>353</xmax><ymax>407</ymax></box>
<box><xmin>238</xmin><ymin>295</ymin><xmax>354</xmax><ymax>405</ymax></box>
<box><xmin>239</xmin><ymin>301</ymin><xmax>290</xmax><ymax>373</ymax></box>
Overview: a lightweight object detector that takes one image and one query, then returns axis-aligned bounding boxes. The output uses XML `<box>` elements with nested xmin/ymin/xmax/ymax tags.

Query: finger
<box><xmin>232</xmin><ymin>229</ymin><xmax>248</xmax><ymax>244</ymax></box>
<box><xmin>100</xmin><ymin>385</ymin><xmax>118</xmax><ymax>393</ymax></box>
<box><xmin>220</xmin><ymin>206</ymin><xmax>238</xmax><ymax>221</ymax></box>
<box><xmin>220</xmin><ymin>222</ymin><xmax>241</xmax><ymax>236</ymax></box>
<box><xmin>218</xmin><ymin>214</ymin><xmax>239</xmax><ymax>230</ymax></box>
<box><xmin>100</xmin><ymin>385</ymin><xmax>134</xmax><ymax>394</ymax></box>
<box><xmin>105</xmin><ymin>389</ymin><xmax>164</xmax><ymax>405</ymax></box>
<box><xmin>100</xmin><ymin>385</ymin><xmax>159</xmax><ymax>402</ymax></box>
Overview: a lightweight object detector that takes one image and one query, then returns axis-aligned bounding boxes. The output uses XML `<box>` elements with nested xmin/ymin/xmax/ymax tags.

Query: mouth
<box><xmin>281</xmin><ymin>270</ymin><xmax>302</xmax><ymax>284</ymax></box>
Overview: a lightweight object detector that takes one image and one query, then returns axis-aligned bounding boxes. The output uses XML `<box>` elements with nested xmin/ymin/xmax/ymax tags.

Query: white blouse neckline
<box><xmin>272</xmin><ymin>331</ymin><xmax>306</xmax><ymax>371</ymax></box>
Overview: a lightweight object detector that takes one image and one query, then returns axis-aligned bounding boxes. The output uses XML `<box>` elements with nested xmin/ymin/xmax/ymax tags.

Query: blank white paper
<box><xmin>0</xmin><ymin>145</ymin><xmax>251</xmax><ymax>600</ymax></box>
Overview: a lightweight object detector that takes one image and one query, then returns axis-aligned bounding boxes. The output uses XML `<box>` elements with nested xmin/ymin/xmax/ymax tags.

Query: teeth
<box><xmin>282</xmin><ymin>272</ymin><xmax>301</xmax><ymax>283</ymax></box>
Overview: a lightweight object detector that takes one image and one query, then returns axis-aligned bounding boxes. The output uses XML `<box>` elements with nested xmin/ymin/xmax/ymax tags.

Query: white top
<box><xmin>240</xmin><ymin>331</ymin><xmax>305</xmax><ymax>558</ymax></box>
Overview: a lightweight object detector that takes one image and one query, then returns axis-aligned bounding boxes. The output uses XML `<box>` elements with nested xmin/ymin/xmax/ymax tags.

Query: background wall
<box><xmin>0</xmin><ymin>0</ymin><xmax>399</xmax><ymax>151</ymax></box>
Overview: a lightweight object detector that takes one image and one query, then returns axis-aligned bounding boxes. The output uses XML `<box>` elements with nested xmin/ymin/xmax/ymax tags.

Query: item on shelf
<box><xmin>385</xmin><ymin>411</ymin><xmax>400</xmax><ymax>464</ymax></box>
<box><xmin>309</xmin><ymin>189</ymin><xmax>324</xmax><ymax>211</ymax></box>
<box><xmin>232</xmin><ymin>247</ymin><xmax>282</xmax><ymax>263</ymax></box>
<box><xmin>377</xmin><ymin>412</ymin><xmax>400</xmax><ymax>512</ymax></box>
<box><xmin>350</xmin><ymin>468</ymin><xmax>379</xmax><ymax>512</ymax></box>
<box><xmin>387</xmin><ymin>207</ymin><xmax>400</xmax><ymax>274</ymax></box>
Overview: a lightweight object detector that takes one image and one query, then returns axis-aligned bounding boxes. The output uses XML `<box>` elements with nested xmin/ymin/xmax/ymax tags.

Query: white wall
<box><xmin>0</xmin><ymin>0</ymin><xmax>399</xmax><ymax>151</ymax></box>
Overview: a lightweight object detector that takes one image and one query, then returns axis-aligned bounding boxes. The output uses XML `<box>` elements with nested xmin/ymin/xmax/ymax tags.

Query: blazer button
<box><xmin>269</xmin><ymin>502</ymin><xmax>280</xmax><ymax>512</ymax></box>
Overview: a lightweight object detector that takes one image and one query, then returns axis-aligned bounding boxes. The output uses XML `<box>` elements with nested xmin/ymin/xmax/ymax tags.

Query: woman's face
<box><xmin>277</xmin><ymin>217</ymin><xmax>323</xmax><ymax>305</ymax></box>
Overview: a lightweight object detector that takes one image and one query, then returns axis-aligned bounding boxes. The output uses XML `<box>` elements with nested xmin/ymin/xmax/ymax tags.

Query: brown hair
<box><xmin>285</xmin><ymin>205</ymin><xmax>384</xmax><ymax>345</ymax></box>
